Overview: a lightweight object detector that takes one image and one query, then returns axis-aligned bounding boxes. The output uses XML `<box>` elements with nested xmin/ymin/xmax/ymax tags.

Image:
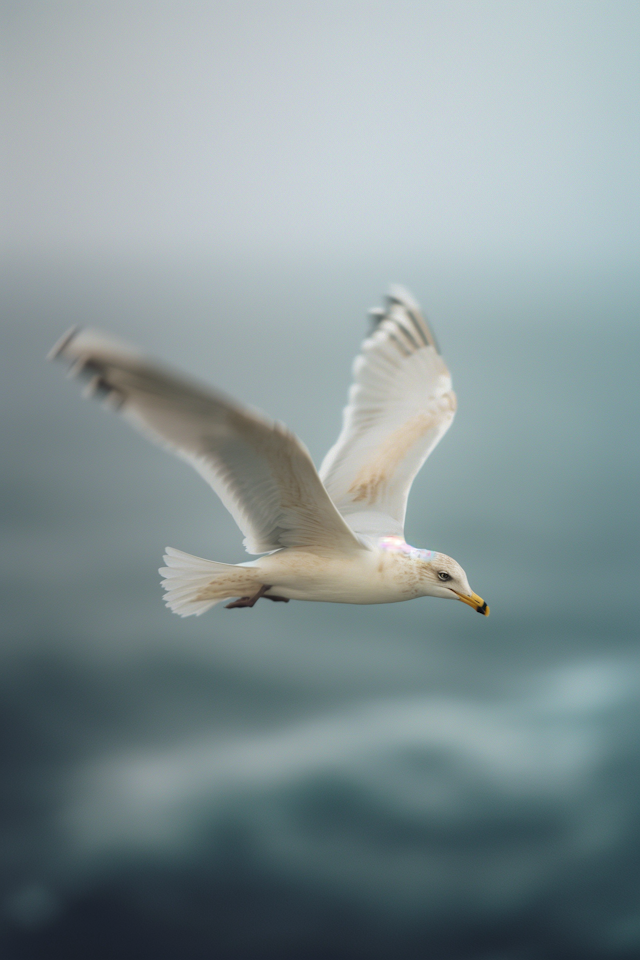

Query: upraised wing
<box><xmin>319</xmin><ymin>287</ymin><xmax>456</xmax><ymax>540</ymax></box>
<box><xmin>49</xmin><ymin>328</ymin><xmax>364</xmax><ymax>556</ymax></box>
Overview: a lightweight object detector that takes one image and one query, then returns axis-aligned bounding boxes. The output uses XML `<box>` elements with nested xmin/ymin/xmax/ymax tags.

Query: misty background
<box><xmin>2</xmin><ymin>2</ymin><xmax>640</xmax><ymax>958</ymax></box>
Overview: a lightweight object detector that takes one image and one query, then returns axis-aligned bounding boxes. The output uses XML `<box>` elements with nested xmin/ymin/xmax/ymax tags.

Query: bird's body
<box><xmin>49</xmin><ymin>286</ymin><xmax>489</xmax><ymax>618</ymax></box>
<box><xmin>253</xmin><ymin>544</ymin><xmax>430</xmax><ymax>606</ymax></box>
<box><xmin>169</xmin><ymin>543</ymin><xmax>438</xmax><ymax>607</ymax></box>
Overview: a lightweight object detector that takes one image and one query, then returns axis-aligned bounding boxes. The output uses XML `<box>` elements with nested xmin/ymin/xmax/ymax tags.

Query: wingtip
<box><xmin>385</xmin><ymin>284</ymin><xmax>441</xmax><ymax>354</ymax></box>
<box><xmin>368</xmin><ymin>285</ymin><xmax>422</xmax><ymax>327</ymax></box>
<box><xmin>47</xmin><ymin>326</ymin><xmax>82</xmax><ymax>362</ymax></box>
<box><xmin>386</xmin><ymin>284</ymin><xmax>421</xmax><ymax>312</ymax></box>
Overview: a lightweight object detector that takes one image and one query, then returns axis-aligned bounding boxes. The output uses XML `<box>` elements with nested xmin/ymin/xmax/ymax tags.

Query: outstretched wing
<box><xmin>319</xmin><ymin>287</ymin><xmax>456</xmax><ymax>540</ymax></box>
<box><xmin>50</xmin><ymin>328</ymin><xmax>364</xmax><ymax>556</ymax></box>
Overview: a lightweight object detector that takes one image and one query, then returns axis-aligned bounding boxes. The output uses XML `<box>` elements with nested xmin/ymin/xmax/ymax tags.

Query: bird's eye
<box><xmin>438</xmin><ymin>571</ymin><xmax>452</xmax><ymax>582</ymax></box>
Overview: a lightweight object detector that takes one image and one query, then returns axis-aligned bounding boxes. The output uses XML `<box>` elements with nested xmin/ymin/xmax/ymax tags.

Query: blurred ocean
<box><xmin>1</xmin><ymin>255</ymin><xmax>639</xmax><ymax>959</ymax></box>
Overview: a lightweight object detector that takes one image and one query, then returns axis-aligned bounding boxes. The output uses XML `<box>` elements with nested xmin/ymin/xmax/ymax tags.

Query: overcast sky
<box><xmin>5</xmin><ymin>0</ymin><xmax>640</xmax><ymax>266</ymax></box>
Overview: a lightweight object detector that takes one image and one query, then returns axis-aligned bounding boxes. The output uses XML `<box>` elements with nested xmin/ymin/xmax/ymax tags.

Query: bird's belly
<box><xmin>253</xmin><ymin>551</ymin><xmax>418</xmax><ymax>605</ymax></box>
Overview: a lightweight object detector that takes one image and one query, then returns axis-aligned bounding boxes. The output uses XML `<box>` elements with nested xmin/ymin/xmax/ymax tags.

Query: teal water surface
<box><xmin>1</xmin><ymin>256</ymin><xmax>639</xmax><ymax>959</ymax></box>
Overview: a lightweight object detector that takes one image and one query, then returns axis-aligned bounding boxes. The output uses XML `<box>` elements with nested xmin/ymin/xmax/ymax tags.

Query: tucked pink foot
<box><xmin>225</xmin><ymin>585</ymin><xmax>271</xmax><ymax>609</ymax></box>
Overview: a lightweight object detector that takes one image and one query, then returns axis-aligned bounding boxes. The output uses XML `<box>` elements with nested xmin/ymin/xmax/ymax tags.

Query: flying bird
<box><xmin>49</xmin><ymin>286</ymin><xmax>489</xmax><ymax>618</ymax></box>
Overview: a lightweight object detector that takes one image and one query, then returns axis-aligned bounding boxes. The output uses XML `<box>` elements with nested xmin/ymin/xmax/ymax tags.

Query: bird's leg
<box><xmin>264</xmin><ymin>594</ymin><xmax>290</xmax><ymax>602</ymax></box>
<box><xmin>225</xmin><ymin>584</ymin><xmax>272</xmax><ymax>609</ymax></box>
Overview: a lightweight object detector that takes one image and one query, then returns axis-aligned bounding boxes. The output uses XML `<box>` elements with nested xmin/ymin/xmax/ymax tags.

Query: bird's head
<box><xmin>378</xmin><ymin>537</ymin><xmax>489</xmax><ymax>615</ymax></box>
<box><xmin>420</xmin><ymin>551</ymin><xmax>489</xmax><ymax>615</ymax></box>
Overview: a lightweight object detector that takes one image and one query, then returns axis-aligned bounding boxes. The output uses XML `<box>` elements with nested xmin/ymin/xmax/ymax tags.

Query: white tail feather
<box><xmin>159</xmin><ymin>547</ymin><xmax>254</xmax><ymax>617</ymax></box>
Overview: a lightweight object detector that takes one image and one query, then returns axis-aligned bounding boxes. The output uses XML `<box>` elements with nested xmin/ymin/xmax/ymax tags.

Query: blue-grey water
<box><xmin>1</xmin><ymin>256</ymin><xmax>639</xmax><ymax>959</ymax></box>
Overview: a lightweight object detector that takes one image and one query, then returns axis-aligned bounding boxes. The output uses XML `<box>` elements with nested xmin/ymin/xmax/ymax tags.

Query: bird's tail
<box><xmin>159</xmin><ymin>547</ymin><xmax>258</xmax><ymax>617</ymax></box>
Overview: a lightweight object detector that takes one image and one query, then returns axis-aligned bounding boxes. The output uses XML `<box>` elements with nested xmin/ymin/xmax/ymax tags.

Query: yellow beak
<box><xmin>454</xmin><ymin>591</ymin><xmax>489</xmax><ymax>616</ymax></box>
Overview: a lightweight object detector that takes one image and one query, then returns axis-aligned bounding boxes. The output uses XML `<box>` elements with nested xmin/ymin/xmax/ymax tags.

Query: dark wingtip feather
<box><xmin>367</xmin><ymin>306</ymin><xmax>386</xmax><ymax>332</ymax></box>
<box><xmin>386</xmin><ymin>285</ymin><xmax>441</xmax><ymax>354</ymax></box>
<box><xmin>386</xmin><ymin>284</ymin><xmax>421</xmax><ymax>313</ymax></box>
<box><xmin>366</xmin><ymin>286</ymin><xmax>442</xmax><ymax>355</ymax></box>
<box><xmin>47</xmin><ymin>326</ymin><xmax>82</xmax><ymax>362</ymax></box>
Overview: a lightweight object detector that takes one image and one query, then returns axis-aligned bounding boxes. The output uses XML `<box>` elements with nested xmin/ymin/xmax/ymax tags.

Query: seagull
<box><xmin>49</xmin><ymin>286</ymin><xmax>489</xmax><ymax>618</ymax></box>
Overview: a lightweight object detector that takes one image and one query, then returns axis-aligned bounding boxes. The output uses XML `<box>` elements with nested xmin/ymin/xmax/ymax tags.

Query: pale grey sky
<box><xmin>5</xmin><ymin>0</ymin><xmax>640</xmax><ymax>266</ymax></box>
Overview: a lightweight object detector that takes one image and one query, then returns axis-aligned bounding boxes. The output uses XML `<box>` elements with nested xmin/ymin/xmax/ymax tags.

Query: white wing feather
<box><xmin>319</xmin><ymin>287</ymin><xmax>456</xmax><ymax>540</ymax></box>
<box><xmin>50</xmin><ymin>328</ymin><xmax>364</xmax><ymax>556</ymax></box>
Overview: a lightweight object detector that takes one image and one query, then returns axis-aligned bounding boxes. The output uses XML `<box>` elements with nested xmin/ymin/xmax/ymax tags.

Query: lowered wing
<box><xmin>50</xmin><ymin>328</ymin><xmax>364</xmax><ymax>556</ymax></box>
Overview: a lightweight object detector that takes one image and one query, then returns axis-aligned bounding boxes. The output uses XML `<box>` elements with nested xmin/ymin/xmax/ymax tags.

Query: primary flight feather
<box><xmin>49</xmin><ymin>287</ymin><xmax>489</xmax><ymax>618</ymax></box>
